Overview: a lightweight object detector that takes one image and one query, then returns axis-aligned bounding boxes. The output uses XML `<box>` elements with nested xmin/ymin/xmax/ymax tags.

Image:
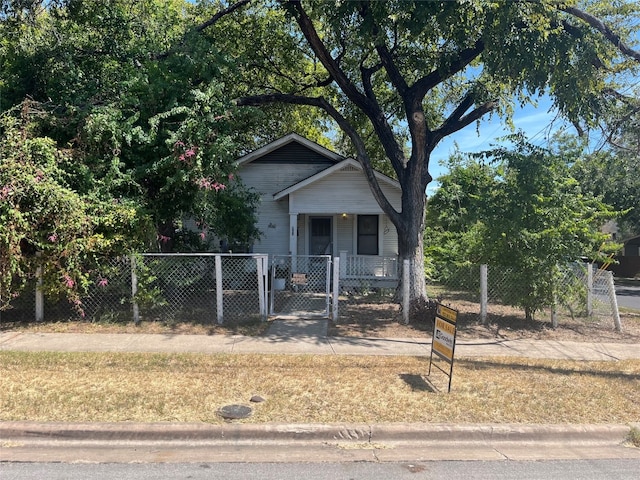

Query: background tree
<box><xmin>0</xmin><ymin>105</ymin><xmax>145</xmax><ymax>313</ymax></box>
<box><xmin>571</xmin><ymin>94</ymin><xmax>640</xmax><ymax>239</ymax></box>
<box><xmin>426</xmin><ymin>135</ymin><xmax>619</xmax><ymax>320</ymax></box>
<box><xmin>0</xmin><ymin>0</ymin><xmax>266</xmax><ymax>306</ymax></box>
<box><xmin>234</xmin><ymin>0</ymin><xmax>640</xmax><ymax>307</ymax></box>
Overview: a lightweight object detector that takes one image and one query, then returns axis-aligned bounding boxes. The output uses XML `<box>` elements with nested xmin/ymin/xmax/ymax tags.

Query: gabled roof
<box><xmin>236</xmin><ymin>133</ymin><xmax>343</xmax><ymax>167</ymax></box>
<box><xmin>273</xmin><ymin>158</ymin><xmax>401</xmax><ymax>200</ymax></box>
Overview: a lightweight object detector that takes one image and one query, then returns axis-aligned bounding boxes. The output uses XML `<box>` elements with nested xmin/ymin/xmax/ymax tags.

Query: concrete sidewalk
<box><xmin>1</xmin><ymin>320</ymin><xmax>638</xmax><ymax>361</ymax></box>
<box><xmin>2</xmin><ymin>320</ymin><xmax>639</xmax><ymax>463</ymax></box>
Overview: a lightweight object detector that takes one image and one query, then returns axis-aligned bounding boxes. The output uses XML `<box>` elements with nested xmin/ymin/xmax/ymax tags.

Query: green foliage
<box><xmin>0</xmin><ymin>1</ymin><xmax>270</xmax><ymax>256</ymax></box>
<box><xmin>571</xmin><ymin>97</ymin><xmax>640</xmax><ymax>239</ymax></box>
<box><xmin>0</xmin><ymin>106</ymin><xmax>146</xmax><ymax>312</ymax></box>
<box><xmin>628</xmin><ymin>426</ymin><xmax>640</xmax><ymax>448</ymax></box>
<box><xmin>426</xmin><ymin>134</ymin><xmax>619</xmax><ymax>319</ymax></box>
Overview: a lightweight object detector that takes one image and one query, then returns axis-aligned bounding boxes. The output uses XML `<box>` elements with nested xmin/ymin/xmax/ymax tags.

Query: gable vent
<box><xmin>340</xmin><ymin>165</ymin><xmax>359</xmax><ymax>172</ymax></box>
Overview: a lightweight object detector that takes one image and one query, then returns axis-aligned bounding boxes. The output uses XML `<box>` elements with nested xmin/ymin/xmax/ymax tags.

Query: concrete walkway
<box><xmin>1</xmin><ymin>318</ymin><xmax>638</xmax><ymax>361</ymax></box>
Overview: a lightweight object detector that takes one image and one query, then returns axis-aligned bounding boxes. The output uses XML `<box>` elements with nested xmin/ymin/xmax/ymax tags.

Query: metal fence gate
<box><xmin>270</xmin><ymin>255</ymin><xmax>332</xmax><ymax>317</ymax></box>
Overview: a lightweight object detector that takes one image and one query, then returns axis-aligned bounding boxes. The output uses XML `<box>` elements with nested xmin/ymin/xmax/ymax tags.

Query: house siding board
<box><xmin>337</xmin><ymin>216</ymin><xmax>354</xmax><ymax>253</ymax></box>
<box><xmin>290</xmin><ymin>171</ymin><xmax>402</xmax><ymax>214</ymax></box>
<box><xmin>251</xmin><ymin>198</ymin><xmax>290</xmax><ymax>255</ymax></box>
<box><xmin>382</xmin><ymin>216</ymin><xmax>398</xmax><ymax>256</ymax></box>
<box><xmin>238</xmin><ymin>157</ymin><xmax>335</xmax><ymax>257</ymax></box>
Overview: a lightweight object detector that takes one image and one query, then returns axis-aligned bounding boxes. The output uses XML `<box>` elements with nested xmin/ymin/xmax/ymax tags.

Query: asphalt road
<box><xmin>3</xmin><ymin>459</ymin><xmax>640</xmax><ymax>480</ymax></box>
<box><xmin>616</xmin><ymin>280</ymin><xmax>640</xmax><ymax>310</ymax></box>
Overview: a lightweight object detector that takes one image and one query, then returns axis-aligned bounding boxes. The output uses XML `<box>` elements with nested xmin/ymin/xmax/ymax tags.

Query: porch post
<box><xmin>289</xmin><ymin>213</ymin><xmax>298</xmax><ymax>256</ymax></box>
<box><xmin>289</xmin><ymin>213</ymin><xmax>298</xmax><ymax>274</ymax></box>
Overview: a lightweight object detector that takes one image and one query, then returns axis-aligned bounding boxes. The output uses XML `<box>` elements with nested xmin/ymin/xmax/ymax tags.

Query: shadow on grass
<box><xmin>399</xmin><ymin>373</ymin><xmax>438</xmax><ymax>393</ymax></box>
<box><xmin>459</xmin><ymin>358</ymin><xmax>640</xmax><ymax>381</ymax></box>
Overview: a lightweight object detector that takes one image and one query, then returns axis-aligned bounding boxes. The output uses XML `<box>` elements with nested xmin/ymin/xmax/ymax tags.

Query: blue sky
<box><xmin>427</xmin><ymin>97</ymin><xmax>567</xmax><ymax>195</ymax></box>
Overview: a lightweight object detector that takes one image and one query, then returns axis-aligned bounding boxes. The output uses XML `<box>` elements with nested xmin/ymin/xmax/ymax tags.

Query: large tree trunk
<box><xmin>395</xmin><ymin>175</ymin><xmax>428</xmax><ymax>305</ymax></box>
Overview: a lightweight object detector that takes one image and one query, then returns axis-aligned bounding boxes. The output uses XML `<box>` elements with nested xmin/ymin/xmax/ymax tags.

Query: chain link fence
<box><xmin>1</xmin><ymin>256</ymin><xmax>623</xmax><ymax>330</ymax></box>
<box><xmin>2</xmin><ymin>254</ymin><xmax>269</xmax><ymax>325</ymax></box>
<box><xmin>131</xmin><ymin>254</ymin><xmax>267</xmax><ymax>324</ymax></box>
<box><xmin>0</xmin><ymin>278</ymin><xmax>37</xmax><ymax>322</ymax></box>
<box><xmin>428</xmin><ymin>262</ymin><xmax>621</xmax><ymax>328</ymax></box>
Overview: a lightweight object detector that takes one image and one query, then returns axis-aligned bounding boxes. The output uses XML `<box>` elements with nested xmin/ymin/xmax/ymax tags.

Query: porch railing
<box><xmin>339</xmin><ymin>251</ymin><xmax>398</xmax><ymax>279</ymax></box>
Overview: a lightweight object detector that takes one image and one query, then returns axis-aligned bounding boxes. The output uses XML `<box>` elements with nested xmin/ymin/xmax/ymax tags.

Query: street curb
<box><xmin>0</xmin><ymin>421</ymin><xmax>632</xmax><ymax>445</ymax></box>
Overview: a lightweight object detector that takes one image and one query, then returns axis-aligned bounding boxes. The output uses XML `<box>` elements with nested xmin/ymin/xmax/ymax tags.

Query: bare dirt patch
<box><xmin>3</xmin><ymin>299</ymin><xmax>639</xmax><ymax>343</ymax></box>
<box><xmin>332</xmin><ymin>298</ymin><xmax>640</xmax><ymax>344</ymax></box>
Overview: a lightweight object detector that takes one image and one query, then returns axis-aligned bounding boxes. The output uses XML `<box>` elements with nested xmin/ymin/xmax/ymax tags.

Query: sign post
<box><xmin>428</xmin><ymin>303</ymin><xmax>459</xmax><ymax>392</ymax></box>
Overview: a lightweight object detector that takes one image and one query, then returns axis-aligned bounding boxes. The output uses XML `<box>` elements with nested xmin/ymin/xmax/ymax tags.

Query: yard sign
<box><xmin>428</xmin><ymin>303</ymin><xmax>459</xmax><ymax>393</ymax></box>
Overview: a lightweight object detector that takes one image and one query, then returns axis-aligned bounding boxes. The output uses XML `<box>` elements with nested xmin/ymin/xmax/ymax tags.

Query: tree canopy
<box><xmin>0</xmin><ymin>0</ymin><xmax>267</xmax><ymax>306</ymax></box>
<box><xmin>235</xmin><ymin>0</ymin><xmax>640</xmax><ymax>304</ymax></box>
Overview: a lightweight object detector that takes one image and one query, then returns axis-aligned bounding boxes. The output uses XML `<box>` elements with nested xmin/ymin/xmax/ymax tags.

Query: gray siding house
<box><xmin>237</xmin><ymin>133</ymin><xmax>402</xmax><ymax>281</ymax></box>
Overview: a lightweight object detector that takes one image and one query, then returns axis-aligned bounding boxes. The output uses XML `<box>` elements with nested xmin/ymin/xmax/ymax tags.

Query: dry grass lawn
<box><xmin>1</xmin><ymin>351</ymin><xmax>638</xmax><ymax>425</ymax></box>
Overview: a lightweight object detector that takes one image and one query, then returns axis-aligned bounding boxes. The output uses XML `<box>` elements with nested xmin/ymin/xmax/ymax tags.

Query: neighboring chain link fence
<box><xmin>429</xmin><ymin>262</ymin><xmax>621</xmax><ymax>329</ymax></box>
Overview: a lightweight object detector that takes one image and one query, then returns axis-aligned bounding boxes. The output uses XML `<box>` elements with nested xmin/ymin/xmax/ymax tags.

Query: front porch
<box><xmin>339</xmin><ymin>252</ymin><xmax>399</xmax><ymax>289</ymax></box>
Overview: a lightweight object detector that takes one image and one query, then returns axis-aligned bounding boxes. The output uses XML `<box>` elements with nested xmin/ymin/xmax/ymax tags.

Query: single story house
<box><xmin>236</xmin><ymin>133</ymin><xmax>402</xmax><ymax>283</ymax></box>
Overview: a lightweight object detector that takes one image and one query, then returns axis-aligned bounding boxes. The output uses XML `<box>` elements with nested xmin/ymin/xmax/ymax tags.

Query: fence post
<box><xmin>606</xmin><ymin>271</ymin><xmax>622</xmax><ymax>332</ymax></box>
<box><xmin>403</xmin><ymin>259</ymin><xmax>410</xmax><ymax>324</ymax></box>
<box><xmin>480</xmin><ymin>264</ymin><xmax>488</xmax><ymax>324</ymax></box>
<box><xmin>586</xmin><ymin>263</ymin><xmax>594</xmax><ymax>317</ymax></box>
<box><xmin>34</xmin><ymin>252</ymin><xmax>44</xmax><ymax>322</ymax></box>
<box><xmin>130</xmin><ymin>255</ymin><xmax>139</xmax><ymax>324</ymax></box>
<box><xmin>332</xmin><ymin>257</ymin><xmax>340</xmax><ymax>322</ymax></box>
<box><xmin>339</xmin><ymin>250</ymin><xmax>347</xmax><ymax>279</ymax></box>
<box><xmin>215</xmin><ymin>254</ymin><xmax>224</xmax><ymax>324</ymax></box>
<box><xmin>35</xmin><ymin>257</ymin><xmax>44</xmax><ymax>322</ymax></box>
<box><xmin>256</xmin><ymin>255</ymin><xmax>267</xmax><ymax>321</ymax></box>
<box><xmin>551</xmin><ymin>297</ymin><xmax>558</xmax><ymax>328</ymax></box>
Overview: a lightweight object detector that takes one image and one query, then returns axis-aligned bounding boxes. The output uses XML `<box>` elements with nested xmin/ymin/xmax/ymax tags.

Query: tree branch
<box><xmin>433</xmin><ymin>99</ymin><xmax>499</xmax><ymax>144</ymax></box>
<box><xmin>287</xmin><ymin>1</ymin><xmax>370</xmax><ymax>109</ymax></box>
<box><xmin>411</xmin><ymin>40</ymin><xmax>485</xmax><ymax>100</ymax></box>
<box><xmin>195</xmin><ymin>0</ymin><xmax>252</xmax><ymax>33</ymax></box>
<box><xmin>287</xmin><ymin>0</ymin><xmax>406</xmax><ymax>180</ymax></box>
<box><xmin>357</xmin><ymin>1</ymin><xmax>409</xmax><ymax>96</ymax></box>
<box><xmin>154</xmin><ymin>0</ymin><xmax>252</xmax><ymax>60</ymax></box>
<box><xmin>560</xmin><ymin>5</ymin><xmax>640</xmax><ymax>62</ymax></box>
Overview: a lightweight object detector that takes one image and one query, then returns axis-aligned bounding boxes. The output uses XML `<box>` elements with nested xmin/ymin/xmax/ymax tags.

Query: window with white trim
<box><xmin>357</xmin><ymin>215</ymin><xmax>378</xmax><ymax>255</ymax></box>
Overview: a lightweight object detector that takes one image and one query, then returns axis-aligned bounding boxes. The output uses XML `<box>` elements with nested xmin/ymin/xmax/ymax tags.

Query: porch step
<box><xmin>266</xmin><ymin>318</ymin><xmax>328</xmax><ymax>337</ymax></box>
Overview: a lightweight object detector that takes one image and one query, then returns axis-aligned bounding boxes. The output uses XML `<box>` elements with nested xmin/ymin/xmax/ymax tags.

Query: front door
<box><xmin>310</xmin><ymin>217</ymin><xmax>332</xmax><ymax>255</ymax></box>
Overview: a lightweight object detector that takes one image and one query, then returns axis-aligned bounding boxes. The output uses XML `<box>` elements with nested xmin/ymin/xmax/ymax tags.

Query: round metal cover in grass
<box><xmin>218</xmin><ymin>404</ymin><xmax>253</xmax><ymax>420</ymax></box>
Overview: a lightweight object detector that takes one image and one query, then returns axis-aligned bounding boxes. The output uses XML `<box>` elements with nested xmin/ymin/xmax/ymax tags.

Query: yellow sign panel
<box><xmin>433</xmin><ymin>317</ymin><xmax>455</xmax><ymax>361</ymax></box>
<box><xmin>437</xmin><ymin>304</ymin><xmax>458</xmax><ymax>323</ymax></box>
